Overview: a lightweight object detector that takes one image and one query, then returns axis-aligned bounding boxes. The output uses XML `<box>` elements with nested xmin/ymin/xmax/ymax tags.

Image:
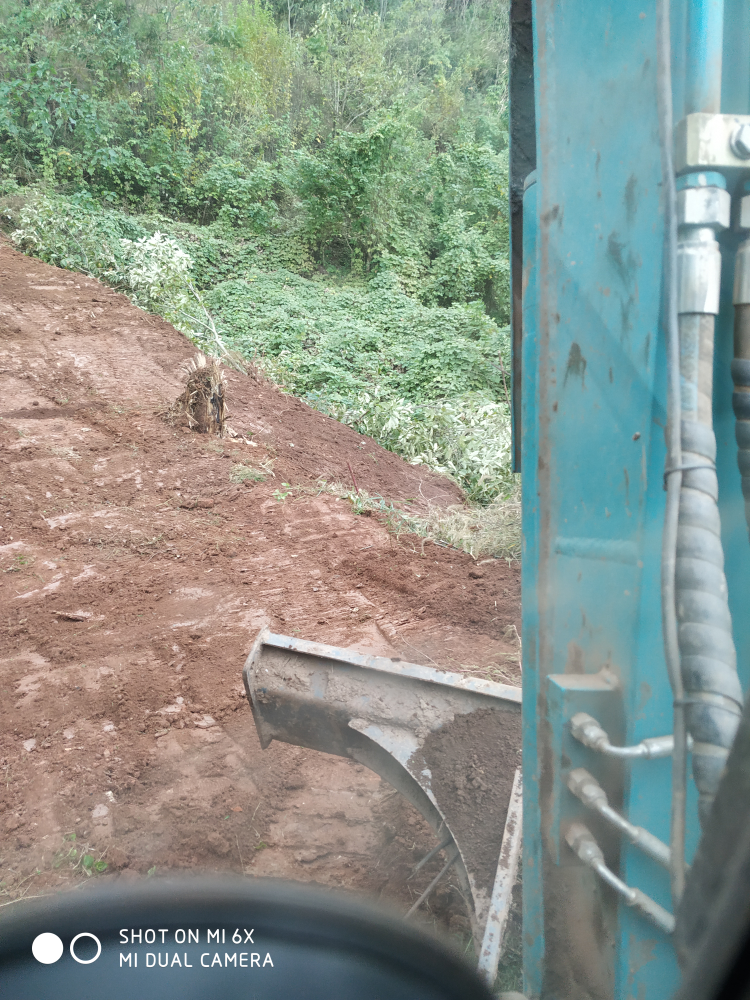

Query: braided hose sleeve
<box><xmin>733</xmin><ymin>238</ymin><xmax>750</xmax><ymax>537</ymax></box>
<box><xmin>677</xmin><ymin>411</ymin><xmax>743</xmax><ymax>826</ymax></box>
<box><xmin>732</xmin><ymin>349</ymin><xmax>750</xmax><ymax>535</ymax></box>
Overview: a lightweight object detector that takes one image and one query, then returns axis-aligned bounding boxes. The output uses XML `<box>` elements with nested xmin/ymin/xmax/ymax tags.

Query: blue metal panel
<box><xmin>671</xmin><ymin>0</ymin><xmax>688</xmax><ymax>124</ymax></box>
<box><xmin>720</xmin><ymin>0</ymin><xmax>750</xmax><ymax>114</ymax></box>
<box><xmin>522</xmin><ymin>2</ymin><xmax>706</xmax><ymax>997</ymax></box>
<box><xmin>523</xmin><ymin>0</ymin><xmax>750</xmax><ymax>997</ymax></box>
<box><xmin>521</xmin><ymin>171</ymin><xmax>543</xmax><ymax>1000</ymax></box>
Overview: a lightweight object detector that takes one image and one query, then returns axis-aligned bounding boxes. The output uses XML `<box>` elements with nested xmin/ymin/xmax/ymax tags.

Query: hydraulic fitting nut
<box><xmin>567</xmin><ymin>767</ymin><xmax>608</xmax><ymax>808</ymax></box>
<box><xmin>676</xmin><ymin>185</ymin><xmax>731</xmax><ymax>230</ymax></box>
<box><xmin>569</xmin><ymin>712</ymin><xmax>608</xmax><ymax>750</ymax></box>
<box><xmin>730</xmin><ymin>122</ymin><xmax>750</xmax><ymax>160</ymax></box>
<box><xmin>565</xmin><ymin>823</ymin><xmax>603</xmax><ymax>865</ymax></box>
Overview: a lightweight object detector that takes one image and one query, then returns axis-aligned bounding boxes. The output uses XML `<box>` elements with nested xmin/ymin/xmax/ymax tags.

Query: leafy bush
<box><xmin>11</xmin><ymin>194</ymin><xmax>229</xmax><ymax>357</ymax></box>
<box><xmin>206</xmin><ymin>268</ymin><xmax>508</xmax><ymax>403</ymax></box>
<box><xmin>191</xmin><ymin>158</ymin><xmax>279</xmax><ymax>228</ymax></box>
<box><xmin>10</xmin><ymin>191</ymin><xmax>146</xmax><ymax>278</ymax></box>
<box><xmin>323</xmin><ymin>391</ymin><xmax>514</xmax><ymax>503</ymax></box>
<box><xmin>120</xmin><ymin>232</ymin><xmax>195</xmax><ymax>312</ymax></box>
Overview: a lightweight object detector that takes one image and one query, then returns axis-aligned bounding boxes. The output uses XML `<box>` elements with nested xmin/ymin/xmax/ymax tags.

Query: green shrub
<box><xmin>206</xmin><ymin>267</ymin><xmax>508</xmax><ymax>403</ymax></box>
<box><xmin>323</xmin><ymin>391</ymin><xmax>515</xmax><ymax>504</ymax></box>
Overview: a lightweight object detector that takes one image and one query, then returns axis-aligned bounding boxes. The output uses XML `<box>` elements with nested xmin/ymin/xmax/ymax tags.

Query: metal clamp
<box><xmin>675</xmin><ymin>113</ymin><xmax>750</xmax><ymax>172</ymax></box>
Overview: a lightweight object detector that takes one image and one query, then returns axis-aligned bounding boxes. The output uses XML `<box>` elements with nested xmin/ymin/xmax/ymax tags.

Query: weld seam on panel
<box><xmin>554</xmin><ymin>537</ymin><xmax>639</xmax><ymax>565</ymax></box>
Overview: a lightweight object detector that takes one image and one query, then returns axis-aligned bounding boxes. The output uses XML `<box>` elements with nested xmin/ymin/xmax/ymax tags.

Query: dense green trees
<box><xmin>0</xmin><ymin>0</ymin><xmax>509</xmax><ymax>315</ymax></box>
<box><xmin>1</xmin><ymin>0</ymin><xmax>514</xmax><ymax>502</ymax></box>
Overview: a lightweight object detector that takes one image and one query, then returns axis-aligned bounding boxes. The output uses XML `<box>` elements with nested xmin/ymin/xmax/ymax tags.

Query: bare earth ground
<box><xmin>0</xmin><ymin>240</ymin><xmax>521</xmax><ymax>944</ymax></box>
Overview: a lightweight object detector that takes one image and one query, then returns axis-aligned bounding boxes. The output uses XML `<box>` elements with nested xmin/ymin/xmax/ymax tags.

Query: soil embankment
<box><xmin>0</xmin><ymin>240</ymin><xmax>520</xmax><ymax>934</ymax></box>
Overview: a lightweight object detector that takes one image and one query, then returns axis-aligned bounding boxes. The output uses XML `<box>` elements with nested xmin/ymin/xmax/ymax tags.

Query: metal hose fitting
<box><xmin>565</xmin><ymin>824</ymin><xmax>675</xmax><ymax>935</ymax></box>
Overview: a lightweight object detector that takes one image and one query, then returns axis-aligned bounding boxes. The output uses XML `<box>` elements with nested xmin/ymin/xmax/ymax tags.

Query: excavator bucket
<box><xmin>243</xmin><ymin>629</ymin><xmax>522</xmax><ymax>945</ymax></box>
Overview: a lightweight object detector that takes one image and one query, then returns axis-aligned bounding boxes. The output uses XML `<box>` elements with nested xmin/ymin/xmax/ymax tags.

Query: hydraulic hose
<box><xmin>732</xmin><ymin>194</ymin><xmax>750</xmax><ymax>537</ymax></box>
<box><xmin>656</xmin><ymin>0</ymin><xmax>687</xmax><ymax>903</ymax></box>
<box><xmin>675</xmin><ymin>179</ymin><xmax>742</xmax><ymax>827</ymax></box>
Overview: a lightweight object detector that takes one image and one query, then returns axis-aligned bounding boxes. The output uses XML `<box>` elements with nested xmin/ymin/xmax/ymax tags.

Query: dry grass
<box><xmin>406</xmin><ymin>491</ymin><xmax>521</xmax><ymax>562</ymax></box>
<box><xmin>229</xmin><ymin>458</ymin><xmax>275</xmax><ymax>484</ymax></box>
<box><xmin>307</xmin><ymin>478</ymin><xmax>521</xmax><ymax>562</ymax></box>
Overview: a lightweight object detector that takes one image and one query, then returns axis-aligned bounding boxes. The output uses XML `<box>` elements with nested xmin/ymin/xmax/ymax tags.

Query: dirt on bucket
<box><xmin>420</xmin><ymin>708</ymin><xmax>522</xmax><ymax>900</ymax></box>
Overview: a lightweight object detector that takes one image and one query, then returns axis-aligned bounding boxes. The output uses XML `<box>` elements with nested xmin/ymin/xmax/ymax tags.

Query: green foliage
<box><xmin>10</xmin><ymin>190</ymin><xmax>146</xmax><ymax>276</ymax></box>
<box><xmin>158</xmin><ymin>226</ymin><xmax>317</xmax><ymax>288</ymax></box>
<box><xmin>0</xmin><ymin>0</ymin><xmax>510</xmax><ymax>315</ymax></box>
<box><xmin>325</xmin><ymin>390</ymin><xmax>513</xmax><ymax>503</ymax></box>
<box><xmin>207</xmin><ymin>267</ymin><xmax>507</xmax><ymax>402</ymax></box>
<box><xmin>2</xmin><ymin>0</ymin><xmax>515</xmax><ymax>503</ymax></box>
<box><xmin>206</xmin><ymin>266</ymin><xmax>512</xmax><ymax>499</ymax></box>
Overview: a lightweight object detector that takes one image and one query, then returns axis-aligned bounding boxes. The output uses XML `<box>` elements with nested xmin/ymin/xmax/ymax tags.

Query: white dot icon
<box><xmin>32</xmin><ymin>933</ymin><xmax>64</xmax><ymax>965</ymax></box>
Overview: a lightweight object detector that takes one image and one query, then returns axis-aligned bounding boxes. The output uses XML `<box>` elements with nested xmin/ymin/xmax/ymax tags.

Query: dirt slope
<box><xmin>0</xmin><ymin>241</ymin><xmax>521</xmax><ymax>936</ymax></box>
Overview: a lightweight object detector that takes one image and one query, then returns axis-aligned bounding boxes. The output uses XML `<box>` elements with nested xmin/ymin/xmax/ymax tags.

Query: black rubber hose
<box><xmin>732</xmin><ymin>299</ymin><xmax>750</xmax><ymax>535</ymax></box>
<box><xmin>676</xmin><ymin>376</ymin><xmax>743</xmax><ymax>826</ymax></box>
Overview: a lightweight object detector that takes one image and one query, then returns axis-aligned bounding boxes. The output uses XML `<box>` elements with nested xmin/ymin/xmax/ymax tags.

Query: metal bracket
<box><xmin>546</xmin><ymin>670</ymin><xmax>622</xmax><ymax>865</ymax></box>
<box><xmin>675</xmin><ymin>113</ymin><xmax>750</xmax><ymax>173</ymax></box>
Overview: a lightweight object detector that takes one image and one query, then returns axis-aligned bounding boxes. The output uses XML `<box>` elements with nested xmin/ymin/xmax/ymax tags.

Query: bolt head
<box><xmin>731</xmin><ymin>123</ymin><xmax>750</xmax><ymax>160</ymax></box>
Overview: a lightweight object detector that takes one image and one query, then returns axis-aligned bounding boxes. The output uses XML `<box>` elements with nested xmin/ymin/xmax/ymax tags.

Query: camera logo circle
<box><xmin>70</xmin><ymin>932</ymin><xmax>102</xmax><ymax>964</ymax></box>
<box><xmin>32</xmin><ymin>933</ymin><xmax>64</xmax><ymax>965</ymax></box>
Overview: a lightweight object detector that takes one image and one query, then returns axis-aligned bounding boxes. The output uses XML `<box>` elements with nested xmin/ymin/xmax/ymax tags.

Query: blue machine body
<box><xmin>517</xmin><ymin>1</ymin><xmax>750</xmax><ymax>997</ymax></box>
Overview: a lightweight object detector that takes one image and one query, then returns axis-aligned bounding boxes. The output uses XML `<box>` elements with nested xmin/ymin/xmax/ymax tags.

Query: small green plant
<box><xmin>272</xmin><ymin>483</ymin><xmax>293</xmax><ymax>501</ymax></box>
<box><xmin>4</xmin><ymin>554</ymin><xmax>33</xmax><ymax>573</ymax></box>
<box><xmin>51</xmin><ymin>833</ymin><xmax>108</xmax><ymax>876</ymax></box>
<box><xmin>229</xmin><ymin>464</ymin><xmax>266</xmax><ymax>484</ymax></box>
<box><xmin>82</xmin><ymin>854</ymin><xmax>108</xmax><ymax>874</ymax></box>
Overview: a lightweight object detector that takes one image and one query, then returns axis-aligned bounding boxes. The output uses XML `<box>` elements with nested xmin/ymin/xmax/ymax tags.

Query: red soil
<box><xmin>0</xmin><ymin>240</ymin><xmax>520</xmax><ymax>938</ymax></box>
